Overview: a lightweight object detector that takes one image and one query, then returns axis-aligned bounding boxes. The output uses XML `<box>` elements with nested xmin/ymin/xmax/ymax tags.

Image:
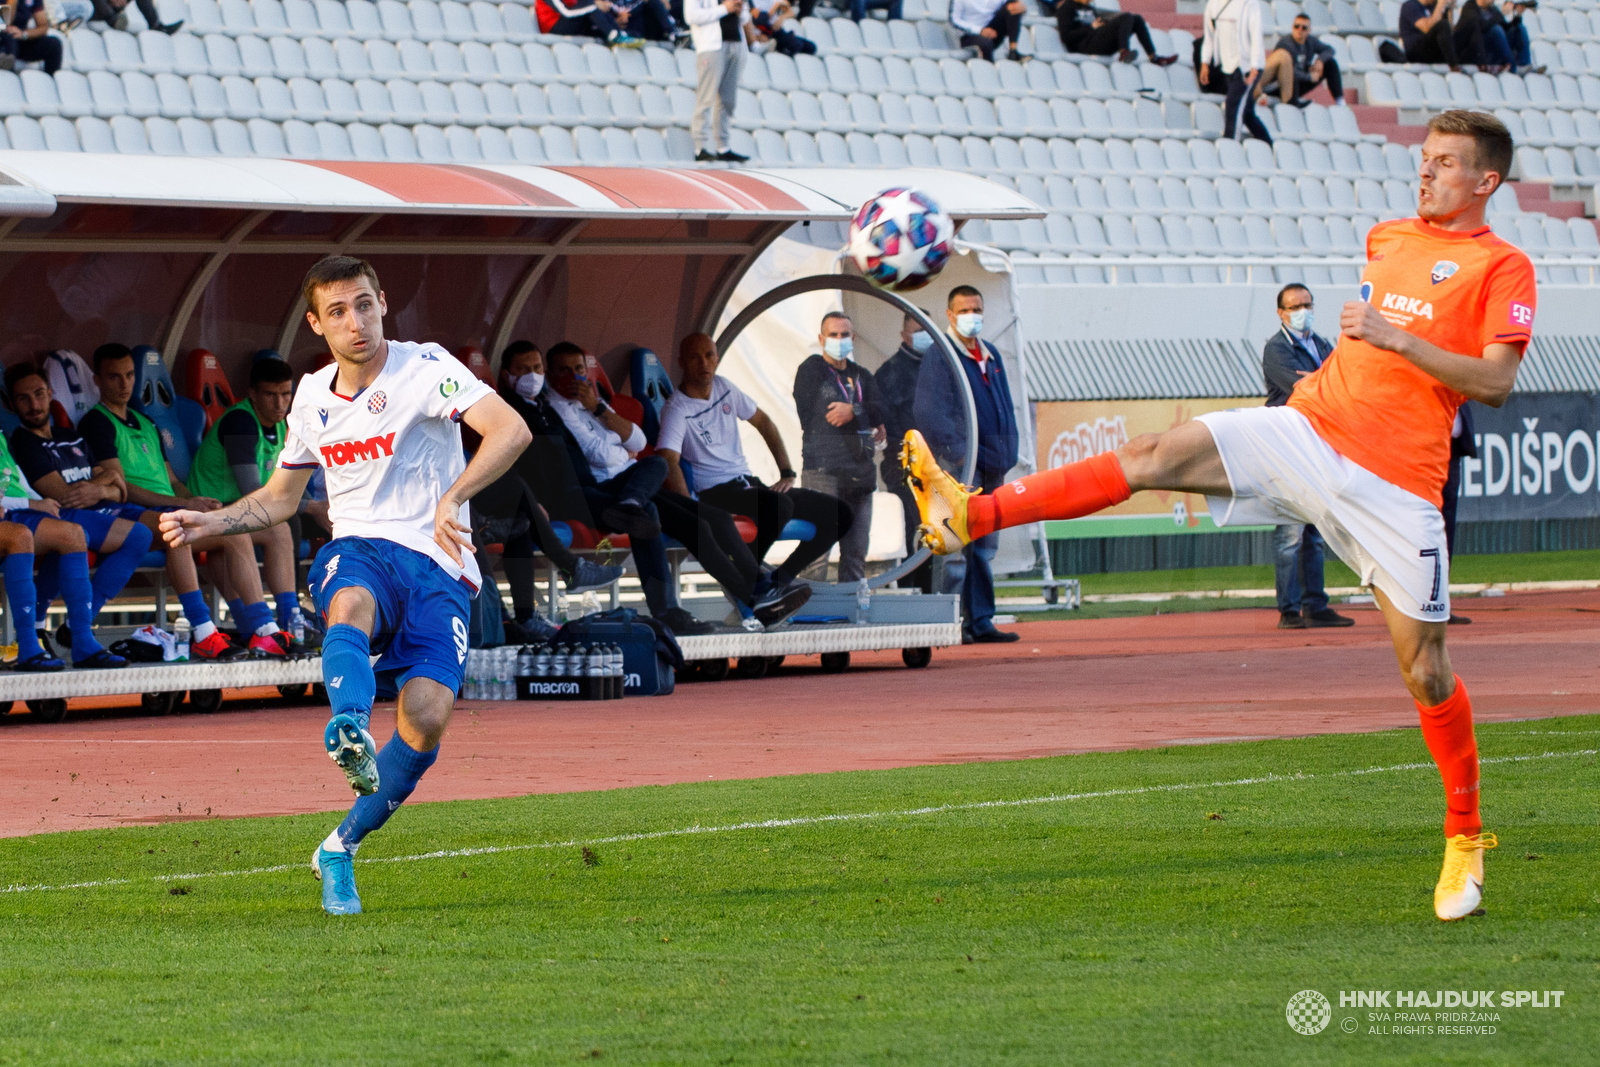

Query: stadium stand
<box><xmin>1</xmin><ymin>0</ymin><xmax>1597</xmax><ymax>288</ymax></box>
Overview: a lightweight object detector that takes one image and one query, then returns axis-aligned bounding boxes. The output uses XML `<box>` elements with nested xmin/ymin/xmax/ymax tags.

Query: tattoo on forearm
<box><xmin>218</xmin><ymin>498</ymin><xmax>275</xmax><ymax>536</ymax></box>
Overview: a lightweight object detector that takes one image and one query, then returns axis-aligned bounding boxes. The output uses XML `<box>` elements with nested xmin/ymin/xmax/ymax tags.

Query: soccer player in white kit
<box><xmin>162</xmin><ymin>256</ymin><xmax>531</xmax><ymax>915</ymax></box>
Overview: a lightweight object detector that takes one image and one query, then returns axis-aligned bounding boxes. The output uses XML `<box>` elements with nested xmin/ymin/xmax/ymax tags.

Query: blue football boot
<box><xmin>324</xmin><ymin>713</ymin><xmax>380</xmax><ymax>796</ymax></box>
<box><xmin>312</xmin><ymin>845</ymin><xmax>361</xmax><ymax>915</ymax></box>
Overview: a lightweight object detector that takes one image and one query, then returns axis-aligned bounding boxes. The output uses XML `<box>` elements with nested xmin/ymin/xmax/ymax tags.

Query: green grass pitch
<box><xmin>1</xmin><ymin>717</ymin><xmax>1595</xmax><ymax>1065</ymax></box>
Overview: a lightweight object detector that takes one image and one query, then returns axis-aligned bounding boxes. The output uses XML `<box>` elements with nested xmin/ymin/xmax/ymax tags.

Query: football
<box><xmin>846</xmin><ymin>187</ymin><xmax>955</xmax><ymax>292</ymax></box>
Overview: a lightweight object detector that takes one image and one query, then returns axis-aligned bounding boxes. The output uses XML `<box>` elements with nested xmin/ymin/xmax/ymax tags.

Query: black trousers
<box><xmin>1224</xmin><ymin>68</ymin><xmax>1272</xmax><ymax>142</ymax></box>
<box><xmin>960</xmin><ymin>5</ymin><xmax>1021</xmax><ymax>60</ymax></box>
<box><xmin>6</xmin><ymin>35</ymin><xmax>63</xmax><ymax>73</ymax></box>
<box><xmin>1405</xmin><ymin>20</ymin><xmax>1458</xmax><ymax>65</ymax></box>
<box><xmin>90</xmin><ymin>0</ymin><xmax>161</xmax><ymax>28</ymax></box>
<box><xmin>617</xmin><ymin>0</ymin><xmax>675</xmax><ymax>39</ymax></box>
<box><xmin>653</xmin><ymin>490</ymin><xmax>761</xmax><ymax>605</ymax></box>
<box><xmin>551</xmin><ymin>7</ymin><xmax>620</xmax><ymax>38</ymax></box>
<box><xmin>698</xmin><ymin>477</ymin><xmax>844</xmax><ymax>583</ymax></box>
<box><xmin>472</xmin><ymin>471</ymin><xmax>582</xmax><ymax>622</ymax></box>
<box><xmin>1065</xmin><ymin>13</ymin><xmax>1157</xmax><ymax>58</ymax></box>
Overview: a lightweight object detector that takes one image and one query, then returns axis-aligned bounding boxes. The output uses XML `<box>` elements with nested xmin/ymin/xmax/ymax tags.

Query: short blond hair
<box><xmin>1427</xmin><ymin>109</ymin><xmax>1514</xmax><ymax>186</ymax></box>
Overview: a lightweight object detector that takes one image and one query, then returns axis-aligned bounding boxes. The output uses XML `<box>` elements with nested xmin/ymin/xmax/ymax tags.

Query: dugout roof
<box><xmin>0</xmin><ymin>153</ymin><xmax>1039</xmax><ymax>385</ymax></box>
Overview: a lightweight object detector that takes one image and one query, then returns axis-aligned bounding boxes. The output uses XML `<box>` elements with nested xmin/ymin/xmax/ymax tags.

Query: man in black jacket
<box><xmin>876</xmin><ymin>313</ymin><xmax>934</xmax><ymax>593</ymax></box>
<box><xmin>1259</xmin><ymin>13</ymin><xmax>1343</xmax><ymax>107</ymax></box>
<box><xmin>1055</xmin><ymin>0</ymin><xmax>1177</xmax><ymax>63</ymax></box>
<box><xmin>1262</xmin><ymin>284</ymin><xmax>1352</xmax><ymax>631</ymax></box>
<box><xmin>794</xmin><ymin>312</ymin><xmax>882</xmax><ymax>583</ymax></box>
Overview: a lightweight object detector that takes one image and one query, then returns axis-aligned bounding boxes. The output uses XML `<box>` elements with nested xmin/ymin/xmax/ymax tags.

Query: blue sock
<box><xmin>237</xmin><ymin>599</ymin><xmax>274</xmax><ymax>634</ymax></box>
<box><xmin>90</xmin><ymin>521</ymin><xmax>152</xmax><ymax>619</ymax></box>
<box><xmin>322</xmin><ymin>623</ymin><xmax>377</xmax><ymax>727</ymax></box>
<box><xmin>178</xmin><ymin>588</ymin><xmax>212</xmax><ymax>629</ymax></box>
<box><xmin>335</xmin><ymin>732</ymin><xmax>438</xmax><ymax>851</ymax></box>
<box><xmin>274</xmin><ymin>592</ymin><xmax>299</xmax><ymax>631</ymax></box>
<box><xmin>32</xmin><ymin>553</ymin><xmax>58</xmax><ymax>621</ymax></box>
<box><xmin>58</xmin><ymin>553</ymin><xmax>105</xmax><ymax>659</ymax></box>
<box><xmin>227</xmin><ymin>597</ymin><xmax>247</xmax><ymax>630</ymax></box>
<box><xmin>4</xmin><ymin>553</ymin><xmax>44</xmax><ymax>660</ymax></box>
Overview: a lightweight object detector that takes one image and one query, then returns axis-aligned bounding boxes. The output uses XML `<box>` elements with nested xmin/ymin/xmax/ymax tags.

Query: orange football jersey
<box><xmin>1289</xmin><ymin>218</ymin><xmax>1537</xmax><ymax>508</ymax></box>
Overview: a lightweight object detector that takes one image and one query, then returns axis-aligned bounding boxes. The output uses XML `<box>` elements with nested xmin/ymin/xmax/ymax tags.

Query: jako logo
<box><xmin>1380</xmin><ymin>292</ymin><xmax>1434</xmax><ymax>319</ymax></box>
<box><xmin>320</xmin><ymin>432</ymin><xmax>396</xmax><ymax>466</ymax></box>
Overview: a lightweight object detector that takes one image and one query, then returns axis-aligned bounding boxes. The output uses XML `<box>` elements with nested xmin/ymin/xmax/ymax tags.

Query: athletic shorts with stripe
<box><xmin>1198</xmin><ymin>406</ymin><xmax>1450</xmax><ymax>623</ymax></box>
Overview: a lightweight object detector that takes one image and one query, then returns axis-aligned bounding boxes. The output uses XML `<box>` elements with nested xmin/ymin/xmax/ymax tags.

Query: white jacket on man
<box><xmin>686</xmin><ymin>0</ymin><xmax>746</xmax><ymax>52</ymax></box>
<box><xmin>1200</xmin><ymin>0</ymin><xmax>1264</xmax><ymax>74</ymax></box>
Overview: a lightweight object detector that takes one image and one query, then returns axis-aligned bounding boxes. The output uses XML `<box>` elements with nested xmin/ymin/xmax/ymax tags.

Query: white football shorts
<box><xmin>1196</xmin><ymin>405</ymin><xmax>1450</xmax><ymax>623</ymax></box>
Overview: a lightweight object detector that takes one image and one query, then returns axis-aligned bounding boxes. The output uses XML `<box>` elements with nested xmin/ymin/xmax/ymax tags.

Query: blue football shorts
<box><xmin>308</xmin><ymin>536</ymin><xmax>472</xmax><ymax>699</ymax></box>
<box><xmin>4</xmin><ymin>503</ymin><xmax>146</xmax><ymax>552</ymax></box>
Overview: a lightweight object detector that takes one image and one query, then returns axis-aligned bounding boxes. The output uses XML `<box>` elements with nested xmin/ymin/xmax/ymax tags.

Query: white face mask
<box><xmin>513</xmin><ymin>371</ymin><xmax>545</xmax><ymax>401</ymax></box>
<box><xmin>823</xmin><ymin>336</ymin><xmax>853</xmax><ymax>360</ymax></box>
<box><xmin>910</xmin><ymin>330</ymin><xmax>933</xmax><ymax>354</ymax></box>
<box><xmin>954</xmin><ymin>312</ymin><xmax>983</xmax><ymax>339</ymax></box>
<box><xmin>1288</xmin><ymin>308</ymin><xmax>1314</xmax><ymax>333</ymax></box>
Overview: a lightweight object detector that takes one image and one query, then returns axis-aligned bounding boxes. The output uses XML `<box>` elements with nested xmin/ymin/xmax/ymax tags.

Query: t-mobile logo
<box><xmin>1509</xmin><ymin>302</ymin><xmax>1533</xmax><ymax>327</ymax></box>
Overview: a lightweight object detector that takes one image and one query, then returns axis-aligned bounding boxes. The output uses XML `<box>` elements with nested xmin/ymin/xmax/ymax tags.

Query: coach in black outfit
<box><xmin>1262</xmin><ymin>283</ymin><xmax>1353</xmax><ymax>631</ymax></box>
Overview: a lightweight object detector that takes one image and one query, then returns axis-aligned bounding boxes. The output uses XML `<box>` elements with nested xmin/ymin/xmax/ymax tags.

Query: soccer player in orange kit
<box><xmin>903</xmin><ymin>110</ymin><xmax>1534</xmax><ymax>922</ymax></box>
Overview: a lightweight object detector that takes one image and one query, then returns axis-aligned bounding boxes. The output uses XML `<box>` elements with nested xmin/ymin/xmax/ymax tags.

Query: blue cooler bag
<box><xmin>554</xmin><ymin>608</ymin><xmax>684</xmax><ymax>696</ymax></box>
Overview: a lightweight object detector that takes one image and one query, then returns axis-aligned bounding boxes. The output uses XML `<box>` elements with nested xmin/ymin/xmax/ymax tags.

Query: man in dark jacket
<box><xmin>1054</xmin><ymin>0</ymin><xmax>1177</xmax><ymax>63</ymax></box>
<box><xmin>498</xmin><ymin>341</ymin><xmax>711</xmax><ymax>635</ymax></box>
<box><xmin>1261</xmin><ymin>284</ymin><xmax>1352</xmax><ymax>631</ymax></box>
<box><xmin>794</xmin><ymin>312</ymin><xmax>883</xmax><ymax>583</ymax></box>
<box><xmin>876</xmin><ymin>313</ymin><xmax>934</xmax><ymax>592</ymax></box>
<box><xmin>1440</xmin><ymin>404</ymin><xmax>1476</xmax><ymax>624</ymax></box>
<box><xmin>1259</xmin><ymin>13</ymin><xmax>1343</xmax><ymax>107</ymax></box>
<box><xmin>913</xmin><ymin>286</ymin><xmax>1019</xmax><ymax>643</ymax></box>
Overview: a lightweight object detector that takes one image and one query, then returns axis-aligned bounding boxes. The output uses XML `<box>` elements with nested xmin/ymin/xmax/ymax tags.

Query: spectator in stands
<box><xmin>1259</xmin><ymin>13</ymin><xmax>1345</xmax><ymax>108</ymax></box>
<box><xmin>534</xmin><ymin>0</ymin><xmax>646</xmax><ymax>47</ymax></box>
<box><xmin>184</xmin><ymin>358</ymin><xmax>306</xmax><ymax>640</ymax></box>
<box><xmin>875</xmin><ymin>313</ymin><xmax>934</xmax><ymax>593</ymax></box>
<box><xmin>1261</xmin><ymin>283</ymin><xmax>1352</xmax><ymax>631</ymax></box>
<box><xmin>749</xmin><ymin>0</ymin><xmax>816</xmax><ymax>55</ymax></box>
<box><xmin>795</xmin><ymin>313</ymin><xmax>882</xmax><ymax>584</ymax></box>
<box><xmin>657</xmin><ymin>332</ymin><xmax>829</xmax><ymax>616</ymax></box>
<box><xmin>1201</xmin><ymin>0</ymin><xmax>1272</xmax><ymax>143</ymax></box>
<box><xmin>614</xmin><ymin>0</ymin><xmax>684</xmax><ymax>41</ymax></box>
<box><xmin>1399</xmin><ymin>0</ymin><xmax>1461</xmax><ymax>67</ymax></box>
<box><xmin>689</xmin><ymin>0</ymin><xmax>750</xmax><ymax>162</ymax></box>
<box><xmin>5</xmin><ymin>362</ymin><xmax>152</xmax><ymax>659</ymax></box>
<box><xmin>87</xmin><ymin>0</ymin><xmax>180</xmax><ymax>34</ymax></box>
<box><xmin>913</xmin><ymin>286</ymin><xmax>1019</xmax><ymax>644</ymax></box>
<box><xmin>79</xmin><ymin>343</ymin><xmax>289</xmax><ymax>660</ymax></box>
<box><xmin>1455</xmin><ymin>0</ymin><xmax>1533</xmax><ymax>73</ymax></box>
<box><xmin>1054</xmin><ymin>0</ymin><xmax>1179</xmax><ymax>65</ymax></box>
<box><xmin>3</xmin><ymin>0</ymin><xmax>67</xmax><ymax>75</ymax></box>
<box><xmin>951</xmin><ymin>0</ymin><xmax>1027</xmax><ymax>63</ymax></box>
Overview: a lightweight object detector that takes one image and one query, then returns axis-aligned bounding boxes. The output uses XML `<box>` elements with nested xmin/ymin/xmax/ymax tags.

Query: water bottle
<box><xmin>551</xmin><ymin>643</ymin><xmax>568</xmax><ymax>680</ymax></box>
<box><xmin>855</xmin><ymin>579</ymin><xmax>871</xmax><ymax>625</ymax></box>
<box><xmin>172</xmin><ymin>616</ymin><xmax>191</xmax><ymax>661</ymax></box>
<box><xmin>609</xmin><ymin>643</ymin><xmax>624</xmax><ymax>699</ymax></box>
<box><xmin>516</xmin><ymin>645</ymin><xmax>534</xmax><ymax>699</ymax></box>
<box><xmin>586</xmin><ymin>645</ymin><xmax>604</xmax><ymax>690</ymax></box>
<box><xmin>288</xmin><ymin>607</ymin><xmax>307</xmax><ymax>646</ymax></box>
<box><xmin>504</xmin><ymin>648</ymin><xmax>519</xmax><ymax>699</ymax></box>
<box><xmin>534</xmin><ymin>643</ymin><xmax>552</xmax><ymax>678</ymax></box>
<box><xmin>462</xmin><ymin>650</ymin><xmax>477</xmax><ymax>700</ymax></box>
<box><xmin>570</xmin><ymin>644</ymin><xmax>586</xmax><ymax>681</ymax></box>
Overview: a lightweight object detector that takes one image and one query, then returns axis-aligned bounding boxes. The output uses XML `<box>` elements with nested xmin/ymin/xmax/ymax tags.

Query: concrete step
<box><xmin>1510</xmin><ymin>181</ymin><xmax>1589</xmax><ymax>219</ymax></box>
<box><xmin>1144</xmin><ymin>11</ymin><xmax>1203</xmax><ymax>30</ymax></box>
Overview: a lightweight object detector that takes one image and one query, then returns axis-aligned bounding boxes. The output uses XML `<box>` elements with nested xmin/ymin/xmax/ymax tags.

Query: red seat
<box><xmin>564</xmin><ymin>520</ymin><xmax>629</xmax><ymax>550</ymax></box>
<box><xmin>732</xmin><ymin>516</ymin><xmax>758</xmax><ymax>543</ymax></box>
<box><xmin>182</xmin><ymin>348</ymin><xmax>236</xmax><ymax>430</ymax></box>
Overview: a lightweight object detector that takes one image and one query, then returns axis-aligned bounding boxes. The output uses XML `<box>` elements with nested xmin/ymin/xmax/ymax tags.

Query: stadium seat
<box><xmin>128</xmin><ymin>344</ymin><xmax>205</xmax><ymax>482</ymax></box>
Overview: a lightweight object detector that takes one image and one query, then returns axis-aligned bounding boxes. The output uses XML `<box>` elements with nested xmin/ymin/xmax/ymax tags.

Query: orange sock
<box><xmin>966</xmin><ymin>452</ymin><xmax>1132</xmax><ymax>539</ymax></box>
<box><xmin>1415</xmin><ymin>675</ymin><xmax>1481</xmax><ymax>838</ymax></box>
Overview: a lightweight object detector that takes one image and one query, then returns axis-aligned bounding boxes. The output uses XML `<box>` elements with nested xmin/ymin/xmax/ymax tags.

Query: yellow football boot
<box><xmin>1434</xmin><ymin>832</ymin><xmax>1497</xmax><ymax>921</ymax></box>
<box><xmin>900</xmin><ymin>429</ymin><xmax>974</xmax><ymax>555</ymax></box>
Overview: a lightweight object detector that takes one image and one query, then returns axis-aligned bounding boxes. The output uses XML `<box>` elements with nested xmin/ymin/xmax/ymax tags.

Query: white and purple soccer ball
<box><xmin>846</xmin><ymin>187</ymin><xmax>954</xmax><ymax>292</ymax></box>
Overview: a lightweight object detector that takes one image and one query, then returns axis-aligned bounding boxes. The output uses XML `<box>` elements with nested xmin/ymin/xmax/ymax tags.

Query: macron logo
<box><xmin>319</xmin><ymin>433</ymin><xmax>396</xmax><ymax>467</ymax></box>
<box><xmin>1380</xmin><ymin>292</ymin><xmax>1434</xmax><ymax>319</ymax></box>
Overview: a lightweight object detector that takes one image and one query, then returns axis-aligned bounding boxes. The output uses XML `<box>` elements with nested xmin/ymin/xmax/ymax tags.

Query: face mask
<box><xmin>954</xmin><ymin>313</ymin><xmax>983</xmax><ymax>339</ymax></box>
<box><xmin>513</xmin><ymin>371</ymin><xmax>545</xmax><ymax>401</ymax></box>
<box><xmin>1288</xmin><ymin>309</ymin><xmax>1313</xmax><ymax>333</ymax></box>
<box><xmin>824</xmin><ymin>336</ymin><xmax>853</xmax><ymax>360</ymax></box>
<box><xmin>910</xmin><ymin>330</ymin><xmax>933</xmax><ymax>354</ymax></box>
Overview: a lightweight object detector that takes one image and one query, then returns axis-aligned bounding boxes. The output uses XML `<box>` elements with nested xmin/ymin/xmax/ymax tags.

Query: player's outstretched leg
<box><xmin>321</xmin><ymin>621</ymin><xmax>380</xmax><ymax>796</ymax></box>
<box><xmin>313</xmin><ymin>678</ymin><xmax>447</xmax><ymax>915</ymax></box>
<box><xmin>901</xmin><ymin>428</ymin><xmax>1132</xmax><ymax>554</ymax></box>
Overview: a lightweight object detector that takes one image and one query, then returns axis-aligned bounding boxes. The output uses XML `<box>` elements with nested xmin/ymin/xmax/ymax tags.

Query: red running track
<box><xmin>3</xmin><ymin>591</ymin><xmax>1598</xmax><ymax>838</ymax></box>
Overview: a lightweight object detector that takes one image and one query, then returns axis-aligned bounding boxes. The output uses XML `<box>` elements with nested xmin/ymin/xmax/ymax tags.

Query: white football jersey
<box><xmin>279</xmin><ymin>340</ymin><xmax>494</xmax><ymax>588</ymax></box>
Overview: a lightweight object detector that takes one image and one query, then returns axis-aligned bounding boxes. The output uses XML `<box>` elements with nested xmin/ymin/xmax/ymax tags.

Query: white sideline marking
<box><xmin>4</xmin><ymin>748</ymin><xmax>1593</xmax><ymax>897</ymax></box>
